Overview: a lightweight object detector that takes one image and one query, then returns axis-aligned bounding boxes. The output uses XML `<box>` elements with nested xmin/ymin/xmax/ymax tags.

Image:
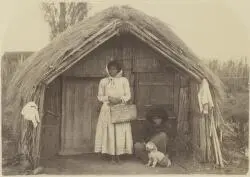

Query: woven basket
<box><xmin>110</xmin><ymin>104</ymin><xmax>137</xmax><ymax>124</ymax></box>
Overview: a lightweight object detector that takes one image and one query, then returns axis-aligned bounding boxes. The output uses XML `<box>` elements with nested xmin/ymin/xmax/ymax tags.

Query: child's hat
<box><xmin>146</xmin><ymin>107</ymin><xmax>168</xmax><ymax>121</ymax></box>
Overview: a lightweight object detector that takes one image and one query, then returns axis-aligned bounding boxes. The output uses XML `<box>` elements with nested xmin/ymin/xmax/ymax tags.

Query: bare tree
<box><xmin>42</xmin><ymin>2</ymin><xmax>89</xmax><ymax>40</ymax></box>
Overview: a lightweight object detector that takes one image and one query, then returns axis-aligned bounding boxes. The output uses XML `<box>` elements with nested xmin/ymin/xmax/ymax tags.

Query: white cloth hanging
<box><xmin>198</xmin><ymin>79</ymin><xmax>214</xmax><ymax>114</ymax></box>
<box><xmin>21</xmin><ymin>102</ymin><xmax>40</xmax><ymax>128</ymax></box>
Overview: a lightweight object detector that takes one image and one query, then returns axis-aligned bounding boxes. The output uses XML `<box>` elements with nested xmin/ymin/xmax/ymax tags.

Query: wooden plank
<box><xmin>199</xmin><ymin>115</ymin><xmax>206</xmax><ymax>162</ymax></box>
<box><xmin>189</xmin><ymin>81</ymin><xmax>200</xmax><ymax>156</ymax></box>
<box><xmin>180</xmin><ymin>75</ymin><xmax>189</xmax><ymax>88</ymax></box>
<box><xmin>205</xmin><ymin>115</ymin><xmax>212</xmax><ymax>162</ymax></box>
<box><xmin>133</xmin><ymin>58</ymin><xmax>166</xmax><ymax>72</ymax></box>
<box><xmin>136</xmin><ymin>85</ymin><xmax>173</xmax><ymax>105</ymax></box>
<box><xmin>134</xmin><ymin>70</ymin><xmax>139</xmax><ymax>104</ymax></box>
<box><xmin>123</xmin><ymin>70</ymin><xmax>134</xmax><ymax>86</ymax></box>
<box><xmin>120</xmin><ymin>59</ymin><xmax>133</xmax><ymax>70</ymax></box>
<box><xmin>177</xmin><ymin>88</ymin><xmax>189</xmax><ymax>133</ymax></box>
<box><xmin>60</xmin><ymin>77</ymin><xmax>66</xmax><ymax>152</ymax></box>
<box><xmin>175</xmin><ymin>87</ymin><xmax>191</xmax><ymax>154</ymax></box>
<box><xmin>136</xmin><ymin>85</ymin><xmax>151</xmax><ymax>119</ymax></box>
<box><xmin>90</xmin><ymin>92</ymin><xmax>99</xmax><ymax>151</ymax></box>
<box><xmin>61</xmin><ymin>79</ymin><xmax>73</xmax><ymax>154</ymax></box>
<box><xmin>150</xmin><ymin>86</ymin><xmax>174</xmax><ymax>105</ymax></box>
<box><xmin>62</xmin><ymin>55</ymin><xmax>107</xmax><ymax>77</ymax></box>
<box><xmin>40</xmin><ymin>77</ymin><xmax>61</xmax><ymax>159</ymax></box>
<box><xmin>138</xmin><ymin>82</ymin><xmax>173</xmax><ymax>86</ymax></box>
<box><xmin>129</xmin><ymin>86</ymin><xmax>135</xmax><ymax>104</ymax></box>
<box><xmin>136</xmin><ymin>85</ymin><xmax>174</xmax><ymax>105</ymax></box>
<box><xmin>138</xmin><ymin>72</ymin><xmax>174</xmax><ymax>84</ymax></box>
<box><xmin>43</xmin><ymin>78</ymin><xmax>62</xmax><ymax>124</ymax></box>
<box><xmin>40</xmin><ymin>126</ymin><xmax>60</xmax><ymax>159</ymax></box>
<box><xmin>174</xmin><ymin>72</ymin><xmax>180</xmax><ymax>116</ymax></box>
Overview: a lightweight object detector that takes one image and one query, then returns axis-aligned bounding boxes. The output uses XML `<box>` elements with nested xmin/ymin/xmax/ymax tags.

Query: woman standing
<box><xmin>94</xmin><ymin>60</ymin><xmax>133</xmax><ymax>163</ymax></box>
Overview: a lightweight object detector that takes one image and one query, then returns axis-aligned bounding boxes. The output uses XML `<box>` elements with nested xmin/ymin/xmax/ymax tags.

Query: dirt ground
<box><xmin>2</xmin><ymin>153</ymin><xmax>248</xmax><ymax>175</ymax></box>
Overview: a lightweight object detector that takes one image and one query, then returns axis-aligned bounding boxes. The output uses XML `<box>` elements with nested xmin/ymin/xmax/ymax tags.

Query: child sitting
<box><xmin>134</xmin><ymin>107</ymin><xmax>172</xmax><ymax>164</ymax></box>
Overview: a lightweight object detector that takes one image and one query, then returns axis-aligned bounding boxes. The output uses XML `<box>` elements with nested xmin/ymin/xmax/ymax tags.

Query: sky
<box><xmin>0</xmin><ymin>0</ymin><xmax>250</xmax><ymax>61</ymax></box>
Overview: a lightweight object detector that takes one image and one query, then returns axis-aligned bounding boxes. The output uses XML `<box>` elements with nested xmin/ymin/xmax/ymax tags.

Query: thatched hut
<box><xmin>4</xmin><ymin>6</ymin><xmax>225</xmax><ymax>169</ymax></box>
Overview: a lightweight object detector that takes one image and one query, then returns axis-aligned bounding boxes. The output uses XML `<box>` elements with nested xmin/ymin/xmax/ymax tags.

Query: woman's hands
<box><xmin>108</xmin><ymin>96</ymin><xmax>122</xmax><ymax>105</ymax></box>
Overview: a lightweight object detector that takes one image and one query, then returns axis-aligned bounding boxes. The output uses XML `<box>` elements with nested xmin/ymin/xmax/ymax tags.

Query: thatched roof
<box><xmin>5</xmin><ymin>5</ymin><xmax>224</xmax><ymax>133</ymax></box>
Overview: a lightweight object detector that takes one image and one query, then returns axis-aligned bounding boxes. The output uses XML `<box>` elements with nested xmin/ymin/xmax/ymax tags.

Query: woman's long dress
<box><xmin>94</xmin><ymin>77</ymin><xmax>133</xmax><ymax>155</ymax></box>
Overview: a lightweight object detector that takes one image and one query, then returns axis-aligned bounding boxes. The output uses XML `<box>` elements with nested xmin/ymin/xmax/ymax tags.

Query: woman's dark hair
<box><xmin>107</xmin><ymin>60</ymin><xmax>122</xmax><ymax>72</ymax></box>
<box><xmin>146</xmin><ymin>107</ymin><xmax>168</xmax><ymax>123</ymax></box>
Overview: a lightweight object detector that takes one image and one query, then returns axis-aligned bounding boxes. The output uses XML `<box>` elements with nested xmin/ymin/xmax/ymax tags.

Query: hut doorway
<box><xmin>59</xmin><ymin>77</ymin><xmax>100</xmax><ymax>155</ymax></box>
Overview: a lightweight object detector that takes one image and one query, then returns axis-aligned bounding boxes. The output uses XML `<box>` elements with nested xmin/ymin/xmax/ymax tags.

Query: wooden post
<box><xmin>174</xmin><ymin>72</ymin><xmax>180</xmax><ymax>116</ymax></box>
<box><xmin>176</xmin><ymin>86</ymin><xmax>189</xmax><ymax>154</ymax></box>
<box><xmin>189</xmin><ymin>81</ymin><xmax>201</xmax><ymax>160</ymax></box>
<box><xmin>199</xmin><ymin>115</ymin><xmax>206</xmax><ymax>162</ymax></box>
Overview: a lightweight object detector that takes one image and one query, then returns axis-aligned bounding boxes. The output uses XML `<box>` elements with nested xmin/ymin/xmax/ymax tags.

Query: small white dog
<box><xmin>145</xmin><ymin>141</ymin><xmax>171</xmax><ymax>168</ymax></box>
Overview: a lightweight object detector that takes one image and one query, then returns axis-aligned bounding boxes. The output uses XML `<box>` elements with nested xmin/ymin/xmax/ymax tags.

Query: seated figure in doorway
<box><xmin>134</xmin><ymin>107</ymin><xmax>173</xmax><ymax>164</ymax></box>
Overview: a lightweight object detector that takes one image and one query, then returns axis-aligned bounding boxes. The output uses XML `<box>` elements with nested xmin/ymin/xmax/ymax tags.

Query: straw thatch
<box><xmin>4</xmin><ymin>5</ymin><xmax>225</xmax><ymax>168</ymax></box>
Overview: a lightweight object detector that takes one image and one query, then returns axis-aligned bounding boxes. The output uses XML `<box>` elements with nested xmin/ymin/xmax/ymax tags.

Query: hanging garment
<box><xmin>21</xmin><ymin>102</ymin><xmax>40</xmax><ymax>128</ymax></box>
<box><xmin>198</xmin><ymin>79</ymin><xmax>214</xmax><ymax>114</ymax></box>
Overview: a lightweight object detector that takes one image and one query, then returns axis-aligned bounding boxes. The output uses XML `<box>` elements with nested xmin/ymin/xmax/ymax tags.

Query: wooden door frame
<box><xmin>132</xmin><ymin>62</ymin><xmax>175</xmax><ymax>120</ymax></box>
<box><xmin>40</xmin><ymin>76</ymin><xmax>63</xmax><ymax>159</ymax></box>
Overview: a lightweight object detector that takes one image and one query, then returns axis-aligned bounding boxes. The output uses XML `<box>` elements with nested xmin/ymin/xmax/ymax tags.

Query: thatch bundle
<box><xmin>4</xmin><ymin>5</ymin><xmax>225</xmax><ymax>168</ymax></box>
